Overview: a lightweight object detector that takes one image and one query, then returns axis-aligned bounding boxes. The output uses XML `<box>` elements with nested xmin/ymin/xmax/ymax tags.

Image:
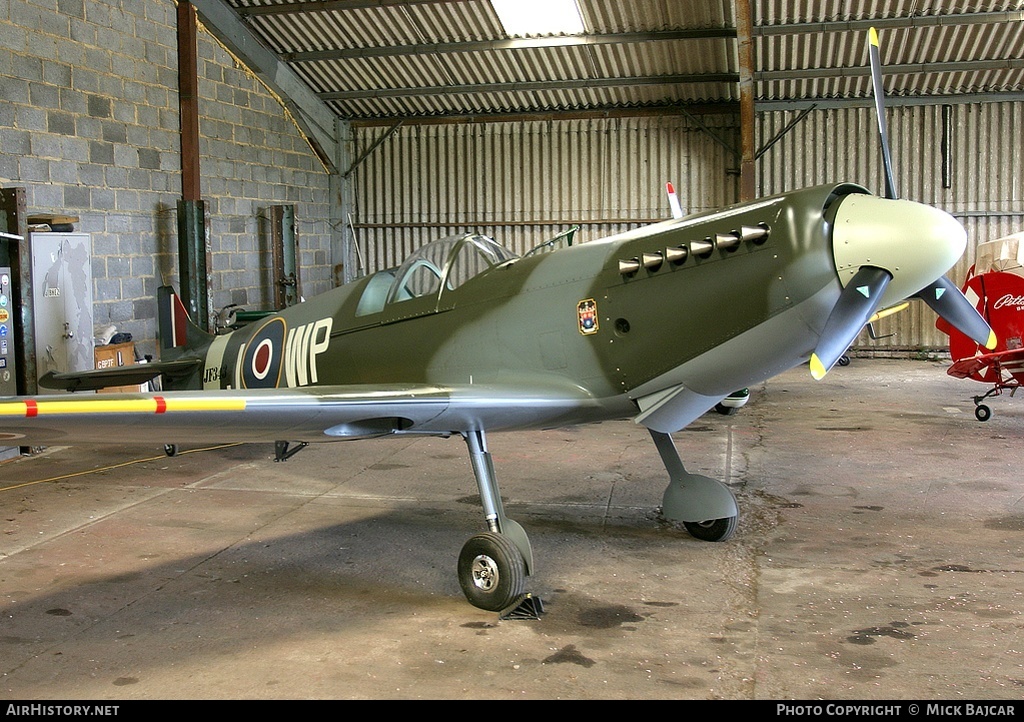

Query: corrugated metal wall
<box><xmin>759</xmin><ymin>101</ymin><xmax>1024</xmax><ymax>352</ymax></box>
<box><xmin>350</xmin><ymin>115</ymin><xmax>739</xmax><ymax>274</ymax></box>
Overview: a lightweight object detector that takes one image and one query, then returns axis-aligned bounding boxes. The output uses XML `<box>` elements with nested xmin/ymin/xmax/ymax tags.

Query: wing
<box><xmin>0</xmin><ymin>381</ymin><xmax>601</xmax><ymax>447</ymax></box>
<box><xmin>947</xmin><ymin>348</ymin><xmax>1024</xmax><ymax>382</ymax></box>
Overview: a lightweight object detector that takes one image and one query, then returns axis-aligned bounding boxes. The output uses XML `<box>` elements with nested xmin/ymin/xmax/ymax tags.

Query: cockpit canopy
<box><xmin>356</xmin><ymin>233</ymin><xmax>518</xmax><ymax>317</ymax></box>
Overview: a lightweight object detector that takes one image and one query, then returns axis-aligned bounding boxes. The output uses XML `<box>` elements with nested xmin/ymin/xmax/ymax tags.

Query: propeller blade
<box><xmin>868</xmin><ymin>28</ymin><xmax>898</xmax><ymax>200</ymax></box>
<box><xmin>916</xmin><ymin>275</ymin><xmax>997</xmax><ymax>349</ymax></box>
<box><xmin>811</xmin><ymin>266</ymin><xmax>893</xmax><ymax>380</ymax></box>
<box><xmin>861</xmin><ymin>30</ymin><xmax>992</xmax><ymax>357</ymax></box>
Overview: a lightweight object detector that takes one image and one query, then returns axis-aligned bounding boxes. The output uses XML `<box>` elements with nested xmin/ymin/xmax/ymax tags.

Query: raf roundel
<box><xmin>252</xmin><ymin>338</ymin><xmax>274</xmax><ymax>380</ymax></box>
<box><xmin>241</xmin><ymin>317</ymin><xmax>287</xmax><ymax>388</ymax></box>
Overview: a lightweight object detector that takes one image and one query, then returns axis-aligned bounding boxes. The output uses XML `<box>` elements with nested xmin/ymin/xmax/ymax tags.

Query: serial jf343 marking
<box><xmin>0</xmin><ymin>29</ymin><xmax>997</xmax><ymax>614</ymax></box>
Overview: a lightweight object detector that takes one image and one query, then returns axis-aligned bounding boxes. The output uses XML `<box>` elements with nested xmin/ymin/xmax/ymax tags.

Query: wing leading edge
<box><xmin>0</xmin><ymin>381</ymin><xmax>601</xmax><ymax>447</ymax></box>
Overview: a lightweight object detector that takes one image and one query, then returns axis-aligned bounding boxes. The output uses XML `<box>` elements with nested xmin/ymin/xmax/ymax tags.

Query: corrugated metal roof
<box><xmin>756</xmin><ymin>2</ymin><xmax>1024</xmax><ymax>107</ymax></box>
<box><xmin>213</xmin><ymin>0</ymin><xmax>1024</xmax><ymax>123</ymax></box>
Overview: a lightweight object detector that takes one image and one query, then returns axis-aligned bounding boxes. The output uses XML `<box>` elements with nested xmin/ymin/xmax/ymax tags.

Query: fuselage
<box><xmin>183</xmin><ymin>183</ymin><xmax>862</xmax><ymax>432</ymax></box>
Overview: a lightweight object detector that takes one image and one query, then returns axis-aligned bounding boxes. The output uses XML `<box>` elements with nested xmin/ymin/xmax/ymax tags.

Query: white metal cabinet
<box><xmin>30</xmin><ymin>232</ymin><xmax>93</xmax><ymax>393</ymax></box>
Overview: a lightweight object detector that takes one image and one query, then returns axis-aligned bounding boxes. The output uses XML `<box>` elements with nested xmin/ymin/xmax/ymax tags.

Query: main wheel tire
<box><xmin>164</xmin><ymin>444</ymin><xmax>179</xmax><ymax>457</ymax></box>
<box><xmin>684</xmin><ymin>516</ymin><xmax>738</xmax><ymax>542</ymax></box>
<box><xmin>457</xmin><ymin>532</ymin><xmax>526</xmax><ymax>612</ymax></box>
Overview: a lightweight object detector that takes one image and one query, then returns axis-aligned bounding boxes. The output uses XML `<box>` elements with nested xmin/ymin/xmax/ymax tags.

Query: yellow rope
<box><xmin>0</xmin><ymin>443</ymin><xmax>244</xmax><ymax>492</ymax></box>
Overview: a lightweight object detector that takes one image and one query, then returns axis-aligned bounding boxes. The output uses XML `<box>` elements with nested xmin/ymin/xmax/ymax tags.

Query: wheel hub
<box><xmin>470</xmin><ymin>554</ymin><xmax>500</xmax><ymax>591</ymax></box>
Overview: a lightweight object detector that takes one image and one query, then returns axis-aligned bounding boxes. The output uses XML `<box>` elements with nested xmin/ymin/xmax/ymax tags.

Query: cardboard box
<box><xmin>95</xmin><ymin>342</ymin><xmax>147</xmax><ymax>393</ymax></box>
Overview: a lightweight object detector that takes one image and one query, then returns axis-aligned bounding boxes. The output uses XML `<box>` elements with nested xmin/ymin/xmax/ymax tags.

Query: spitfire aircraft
<box><xmin>0</xmin><ymin>30</ymin><xmax>996</xmax><ymax>613</ymax></box>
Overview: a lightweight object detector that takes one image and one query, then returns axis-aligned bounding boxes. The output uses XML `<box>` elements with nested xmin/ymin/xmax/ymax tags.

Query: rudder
<box><xmin>158</xmin><ymin>285</ymin><xmax>213</xmax><ymax>357</ymax></box>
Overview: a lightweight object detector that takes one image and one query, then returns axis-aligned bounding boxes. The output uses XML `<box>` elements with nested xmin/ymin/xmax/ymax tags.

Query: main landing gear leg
<box><xmin>650</xmin><ymin>429</ymin><xmax>739</xmax><ymax>542</ymax></box>
<box><xmin>458</xmin><ymin>430</ymin><xmax>540</xmax><ymax>616</ymax></box>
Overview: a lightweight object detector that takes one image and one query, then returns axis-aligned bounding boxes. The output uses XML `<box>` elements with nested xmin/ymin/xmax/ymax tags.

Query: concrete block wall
<box><xmin>0</xmin><ymin>0</ymin><xmax>333</xmax><ymax>359</ymax></box>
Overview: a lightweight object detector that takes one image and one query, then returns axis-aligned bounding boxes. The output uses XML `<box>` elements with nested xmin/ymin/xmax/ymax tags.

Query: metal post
<box><xmin>736</xmin><ymin>0</ymin><xmax>757</xmax><ymax>202</ymax></box>
<box><xmin>270</xmin><ymin>204</ymin><xmax>300</xmax><ymax>308</ymax></box>
<box><xmin>177</xmin><ymin>1</ymin><xmax>201</xmax><ymax>202</ymax></box>
<box><xmin>331</xmin><ymin>118</ymin><xmax>357</xmax><ymax>285</ymax></box>
<box><xmin>0</xmin><ymin>187</ymin><xmax>34</xmax><ymax>394</ymax></box>
<box><xmin>177</xmin><ymin>199</ymin><xmax>211</xmax><ymax>332</ymax></box>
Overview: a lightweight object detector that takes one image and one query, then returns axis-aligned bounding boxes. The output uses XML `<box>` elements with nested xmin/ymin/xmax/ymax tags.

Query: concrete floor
<box><xmin>0</xmin><ymin>359</ymin><xmax>1021</xmax><ymax>700</ymax></box>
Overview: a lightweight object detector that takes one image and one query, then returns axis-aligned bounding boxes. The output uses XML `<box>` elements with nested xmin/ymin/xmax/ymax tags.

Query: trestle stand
<box><xmin>274</xmin><ymin>440</ymin><xmax>308</xmax><ymax>462</ymax></box>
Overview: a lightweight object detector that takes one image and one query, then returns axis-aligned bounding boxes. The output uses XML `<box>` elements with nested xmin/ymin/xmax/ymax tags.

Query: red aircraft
<box><xmin>939</xmin><ymin>232</ymin><xmax>1024</xmax><ymax>421</ymax></box>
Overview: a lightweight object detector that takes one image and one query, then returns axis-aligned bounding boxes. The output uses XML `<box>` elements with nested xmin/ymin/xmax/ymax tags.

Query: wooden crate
<box><xmin>95</xmin><ymin>342</ymin><xmax>146</xmax><ymax>393</ymax></box>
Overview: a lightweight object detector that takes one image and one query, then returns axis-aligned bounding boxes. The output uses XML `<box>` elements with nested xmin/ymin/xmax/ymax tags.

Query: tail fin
<box><xmin>158</xmin><ymin>285</ymin><xmax>213</xmax><ymax>358</ymax></box>
<box><xmin>943</xmin><ymin>270</ymin><xmax>1024</xmax><ymax>362</ymax></box>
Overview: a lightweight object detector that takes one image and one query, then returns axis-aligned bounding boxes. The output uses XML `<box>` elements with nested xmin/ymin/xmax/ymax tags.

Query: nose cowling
<box><xmin>831</xmin><ymin>193</ymin><xmax>967</xmax><ymax>306</ymax></box>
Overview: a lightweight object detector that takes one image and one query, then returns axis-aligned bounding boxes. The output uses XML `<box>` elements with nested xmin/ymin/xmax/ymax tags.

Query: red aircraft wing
<box><xmin>947</xmin><ymin>347</ymin><xmax>1024</xmax><ymax>383</ymax></box>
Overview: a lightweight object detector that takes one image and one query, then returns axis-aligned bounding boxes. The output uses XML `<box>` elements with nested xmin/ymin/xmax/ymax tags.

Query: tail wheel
<box><xmin>975</xmin><ymin>404</ymin><xmax>992</xmax><ymax>422</ymax></box>
<box><xmin>457</xmin><ymin>532</ymin><xmax>526</xmax><ymax>612</ymax></box>
<box><xmin>684</xmin><ymin>516</ymin><xmax>738</xmax><ymax>542</ymax></box>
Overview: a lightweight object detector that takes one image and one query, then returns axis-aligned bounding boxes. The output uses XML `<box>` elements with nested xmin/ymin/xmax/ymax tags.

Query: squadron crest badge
<box><xmin>577</xmin><ymin>298</ymin><xmax>599</xmax><ymax>335</ymax></box>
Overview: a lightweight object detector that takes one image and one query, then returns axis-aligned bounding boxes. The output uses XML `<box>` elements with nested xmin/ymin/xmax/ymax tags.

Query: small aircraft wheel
<box><xmin>163</xmin><ymin>444</ymin><xmax>179</xmax><ymax>457</ymax></box>
<box><xmin>714</xmin><ymin>403</ymin><xmax>737</xmax><ymax>415</ymax></box>
<box><xmin>683</xmin><ymin>516</ymin><xmax>738</xmax><ymax>542</ymax></box>
<box><xmin>838</xmin><ymin>355</ymin><xmax>851</xmax><ymax>366</ymax></box>
<box><xmin>457</xmin><ymin>532</ymin><xmax>526</xmax><ymax>612</ymax></box>
<box><xmin>974</xmin><ymin>404</ymin><xmax>992</xmax><ymax>422</ymax></box>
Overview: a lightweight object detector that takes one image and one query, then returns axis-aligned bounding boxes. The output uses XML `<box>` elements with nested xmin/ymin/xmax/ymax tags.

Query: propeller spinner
<box><xmin>810</xmin><ymin>28</ymin><xmax>996</xmax><ymax>380</ymax></box>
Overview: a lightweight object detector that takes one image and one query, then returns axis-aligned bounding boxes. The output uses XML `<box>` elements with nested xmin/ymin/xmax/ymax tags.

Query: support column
<box><xmin>176</xmin><ymin>2</ymin><xmax>210</xmax><ymax>331</ymax></box>
<box><xmin>736</xmin><ymin>0</ymin><xmax>757</xmax><ymax>202</ymax></box>
<box><xmin>0</xmin><ymin>187</ymin><xmax>33</xmax><ymax>394</ymax></box>
<box><xmin>270</xmin><ymin>205</ymin><xmax>300</xmax><ymax>308</ymax></box>
<box><xmin>177</xmin><ymin>200</ymin><xmax>211</xmax><ymax>332</ymax></box>
<box><xmin>177</xmin><ymin>1</ymin><xmax>201</xmax><ymax>203</ymax></box>
<box><xmin>330</xmin><ymin>118</ymin><xmax>357</xmax><ymax>285</ymax></box>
